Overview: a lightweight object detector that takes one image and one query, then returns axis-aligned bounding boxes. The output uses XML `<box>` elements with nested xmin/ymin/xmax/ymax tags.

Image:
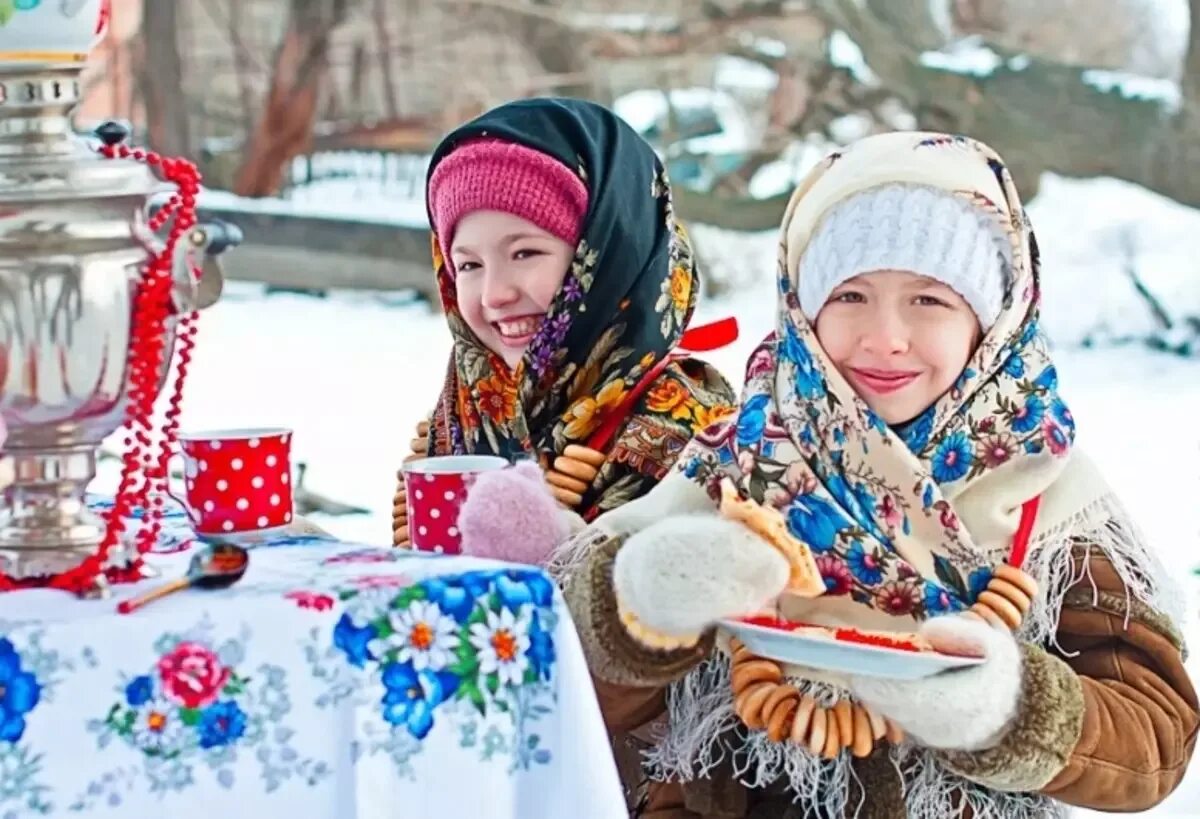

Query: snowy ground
<box><xmin>93</xmin><ymin>172</ymin><xmax>1200</xmax><ymax>813</ymax></box>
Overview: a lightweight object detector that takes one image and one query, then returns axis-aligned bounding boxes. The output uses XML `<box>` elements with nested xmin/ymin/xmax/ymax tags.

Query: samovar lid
<box><xmin>0</xmin><ymin>63</ymin><xmax>160</xmax><ymax>203</ymax></box>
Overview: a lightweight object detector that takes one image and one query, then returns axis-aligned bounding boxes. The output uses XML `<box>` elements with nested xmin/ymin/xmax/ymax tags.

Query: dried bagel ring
<box><xmin>967</xmin><ymin>602</ymin><xmax>1007</xmax><ymax>629</ymax></box>
<box><xmin>851</xmin><ymin>705</ymin><xmax>874</xmax><ymax>758</ymax></box>
<box><xmin>993</xmin><ymin>564</ymin><xmax>1038</xmax><ymax>598</ymax></box>
<box><xmin>790</xmin><ymin>695</ymin><xmax>817</xmax><ymax>744</ymax></box>
<box><xmin>832</xmin><ymin>701</ymin><xmax>853</xmax><ymax>746</ymax></box>
<box><xmin>553</xmin><ymin>455</ymin><xmax>599</xmax><ymax>483</ymax></box>
<box><xmin>822</xmin><ymin>710</ymin><xmax>842</xmax><ymax>758</ymax></box>
<box><xmin>563</xmin><ymin>444</ymin><xmax>607</xmax><ymax>467</ymax></box>
<box><xmin>550</xmin><ymin>486</ymin><xmax>583</xmax><ymax>508</ymax></box>
<box><xmin>767</xmin><ymin>697</ymin><xmax>799</xmax><ymax>742</ymax></box>
<box><xmin>762</xmin><ymin>685</ymin><xmax>800</xmax><ymax>724</ymax></box>
<box><xmin>807</xmin><ymin>707</ymin><xmax>827</xmax><ymax>755</ymax></box>
<box><xmin>732</xmin><ymin>660</ymin><xmax>783</xmax><ymax>693</ymax></box>
<box><xmin>545</xmin><ymin>469</ymin><xmax>590</xmax><ymax>494</ymax></box>
<box><xmin>977</xmin><ymin>589</ymin><xmax>1024</xmax><ymax>630</ymax></box>
<box><xmin>985</xmin><ymin>577</ymin><xmax>1033</xmax><ymax>613</ymax></box>
<box><xmin>740</xmin><ymin>683</ymin><xmax>777</xmax><ymax>730</ymax></box>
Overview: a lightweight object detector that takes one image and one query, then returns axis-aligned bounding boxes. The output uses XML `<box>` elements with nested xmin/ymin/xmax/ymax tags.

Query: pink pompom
<box><xmin>457</xmin><ymin>460</ymin><xmax>570</xmax><ymax>566</ymax></box>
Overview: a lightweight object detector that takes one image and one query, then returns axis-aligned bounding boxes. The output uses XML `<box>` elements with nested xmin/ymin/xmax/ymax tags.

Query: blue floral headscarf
<box><xmin>680</xmin><ymin>132</ymin><xmax>1076</xmax><ymax>622</ymax></box>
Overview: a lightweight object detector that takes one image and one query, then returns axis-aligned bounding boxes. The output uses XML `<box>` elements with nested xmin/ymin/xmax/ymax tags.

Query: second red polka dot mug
<box><xmin>169</xmin><ymin>428</ymin><xmax>295</xmax><ymax>540</ymax></box>
<box><xmin>402</xmin><ymin>455</ymin><xmax>508</xmax><ymax>554</ymax></box>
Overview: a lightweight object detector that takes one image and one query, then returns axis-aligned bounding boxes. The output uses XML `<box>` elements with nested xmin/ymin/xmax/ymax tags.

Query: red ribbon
<box><xmin>585</xmin><ymin>317</ymin><xmax>739</xmax><ymax>452</ymax></box>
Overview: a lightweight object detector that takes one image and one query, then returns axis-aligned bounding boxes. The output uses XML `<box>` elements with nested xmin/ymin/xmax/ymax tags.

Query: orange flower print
<box><xmin>646</xmin><ymin>379</ymin><xmax>693</xmax><ymax>421</ymax></box>
<box><xmin>430</xmin><ymin>235</ymin><xmax>446</xmax><ymax>273</ymax></box>
<box><xmin>692</xmin><ymin>403</ymin><xmax>735</xmax><ymax>430</ymax></box>
<box><xmin>669</xmin><ymin>265</ymin><xmax>691</xmax><ymax>313</ymax></box>
<box><xmin>457</xmin><ymin>383</ymin><xmax>480</xmax><ymax>431</ymax></box>
<box><xmin>476</xmin><ymin>372</ymin><xmax>518</xmax><ymax>425</ymax></box>
<box><xmin>562</xmin><ymin>378</ymin><xmax>627</xmax><ymax>439</ymax></box>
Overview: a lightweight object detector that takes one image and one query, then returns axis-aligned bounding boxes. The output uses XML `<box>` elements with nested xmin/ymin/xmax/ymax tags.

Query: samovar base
<box><xmin>0</xmin><ymin>445</ymin><xmax>139</xmax><ymax>584</ymax></box>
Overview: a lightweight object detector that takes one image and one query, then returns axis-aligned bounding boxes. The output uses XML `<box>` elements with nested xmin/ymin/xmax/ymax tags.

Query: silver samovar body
<box><xmin>0</xmin><ymin>62</ymin><xmax>231</xmax><ymax>580</ymax></box>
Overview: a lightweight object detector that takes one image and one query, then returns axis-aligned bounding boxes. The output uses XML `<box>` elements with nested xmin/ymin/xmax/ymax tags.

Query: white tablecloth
<box><xmin>0</xmin><ymin>498</ymin><xmax>624</xmax><ymax>818</ymax></box>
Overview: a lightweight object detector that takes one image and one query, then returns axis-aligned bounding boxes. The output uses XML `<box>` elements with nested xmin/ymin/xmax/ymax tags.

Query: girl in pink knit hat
<box><xmin>393</xmin><ymin>98</ymin><xmax>737</xmax><ymax>564</ymax></box>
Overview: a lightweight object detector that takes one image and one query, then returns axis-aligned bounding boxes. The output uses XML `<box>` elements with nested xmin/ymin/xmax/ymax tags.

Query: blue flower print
<box><xmin>899</xmin><ymin>410</ymin><xmax>935</xmax><ymax>452</ymax></box>
<box><xmin>864</xmin><ymin>408</ymin><xmax>888</xmax><ymax>436</ymax></box>
<box><xmin>967</xmin><ymin>567</ymin><xmax>993</xmax><ymax>602</ymax></box>
<box><xmin>1019</xmin><ymin>321</ymin><xmax>1039</xmax><ymax>346</ymax></box>
<box><xmin>953</xmin><ymin>367</ymin><xmax>978</xmax><ymax>393</ymax></box>
<box><xmin>1010</xmin><ymin>396</ymin><xmax>1045</xmax><ymax>434</ymax></box>
<box><xmin>923</xmin><ymin>581</ymin><xmax>955</xmax><ymax>614</ymax></box>
<box><xmin>1002</xmin><ymin>355</ymin><xmax>1025</xmax><ymax>378</ymax></box>
<box><xmin>14</xmin><ymin>0</ymin><xmax>41</xmax><ymax>11</ymax></box>
<box><xmin>381</xmin><ymin>663</ymin><xmax>458</xmax><ymax>740</ymax></box>
<box><xmin>846</xmin><ymin>542</ymin><xmax>883</xmax><ymax>585</ymax></box>
<box><xmin>422</xmin><ymin>577</ymin><xmax>476</xmax><ymax>623</ymax></box>
<box><xmin>1051</xmin><ymin>398</ymin><xmax>1075</xmax><ymax>433</ymax></box>
<box><xmin>682</xmin><ymin>457</ymin><xmax>701</xmax><ymax>478</ymax></box>
<box><xmin>0</xmin><ymin>638</ymin><xmax>40</xmax><ymax>742</ymax></box>
<box><xmin>786</xmin><ymin>492</ymin><xmax>850</xmax><ymax>553</ymax></box>
<box><xmin>526</xmin><ymin>611</ymin><xmax>555</xmax><ymax>682</ymax></box>
<box><xmin>495</xmin><ymin>570</ymin><xmax>555</xmax><ymax>612</ymax></box>
<box><xmin>333</xmin><ymin>613</ymin><xmax>377</xmax><ymax>668</ymax></box>
<box><xmin>782</xmin><ymin>325</ymin><xmax>825</xmax><ymax>399</ymax></box>
<box><xmin>737</xmin><ymin>394</ymin><xmax>771</xmax><ymax>446</ymax></box>
<box><xmin>125</xmin><ymin>675</ymin><xmax>154</xmax><ymax>707</ymax></box>
<box><xmin>932</xmin><ymin>432</ymin><xmax>973</xmax><ymax>483</ymax></box>
<box><xmin>1033</xmin><ymin>365</ymin><xmax>1058</xmax><ymax>391</ymax></box>
<box><xmin>197</xmin><ymin>701</ymin><xmax>248</xmax><ymax>749</ymax></box>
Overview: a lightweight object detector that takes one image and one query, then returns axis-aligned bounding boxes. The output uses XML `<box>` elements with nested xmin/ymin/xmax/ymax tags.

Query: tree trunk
<box><xmin>227</xmin><ymin>0</ymin><xmax>257</xmax><ymax>135</ymax></box>
<box><xmin>231</xmin><ymin>0</ymin><xmax>356</xmax><ymax>197</ymax></box>
<box><xmin>373</xmin><ymin>0</ymin><xmax>400</xmax><ymax>119</ymax></box>
<box><xmin>138</xmin><ymin>0</ymin><xmax>191</xmax><ymax>157</ymax></box>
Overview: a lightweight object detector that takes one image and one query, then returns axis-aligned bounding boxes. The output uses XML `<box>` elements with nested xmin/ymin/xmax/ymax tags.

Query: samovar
<box><xmin>0</xmin><ymin>1</ymin><xmax>238</xmax><ymax>582</ymax></box>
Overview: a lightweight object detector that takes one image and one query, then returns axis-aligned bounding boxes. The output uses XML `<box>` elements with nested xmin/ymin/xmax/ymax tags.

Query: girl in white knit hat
<box><xmin>554</xmin><ymin>132</ymin><xmax>1196</xmax><ymax>818</ymax></box>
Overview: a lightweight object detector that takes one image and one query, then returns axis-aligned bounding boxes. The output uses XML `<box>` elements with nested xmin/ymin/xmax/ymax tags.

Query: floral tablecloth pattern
<box><xmin>0</xmin><ymin>497</ymin><xmax>624</xmax><ymax>818</ymax></box>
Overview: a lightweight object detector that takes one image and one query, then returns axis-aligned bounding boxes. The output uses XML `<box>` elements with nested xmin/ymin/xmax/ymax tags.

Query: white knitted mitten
<box><xmin>612</xmin><ymin>512</ymin><xmax>789</xmax><ymax>642</ymax></box>
<box><xmin>849</xmin><ymin>615</ymin><xmax>1023</xmax><ymax>752</ymax></box>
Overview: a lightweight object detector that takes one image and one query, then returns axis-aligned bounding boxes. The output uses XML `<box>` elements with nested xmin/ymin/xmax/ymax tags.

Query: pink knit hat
<box><xmin>427</xmin><ymin>138</ymin><xmax>589</xmax><ymax>264</ymax></box>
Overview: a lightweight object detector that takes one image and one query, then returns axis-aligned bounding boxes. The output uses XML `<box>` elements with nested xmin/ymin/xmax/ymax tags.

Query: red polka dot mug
<box><xmin>401</xmin><ymin>455</ymin><xmax>508</xmax><ymax>554</ymax></box>
<box><xmin>168</xmin><ymin>428</ymin><xmax>295</xmax><ymax>540</ymax></box>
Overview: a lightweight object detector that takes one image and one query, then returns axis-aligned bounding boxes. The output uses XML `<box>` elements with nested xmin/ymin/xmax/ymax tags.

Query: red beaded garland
<box><xmin>0</xmin><ymin>142</ymin><xmax>204</xmax><ymax>594</ymax></box>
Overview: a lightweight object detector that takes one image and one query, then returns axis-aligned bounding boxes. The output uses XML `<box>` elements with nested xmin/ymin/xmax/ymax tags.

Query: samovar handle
<box><xmin>170</xmin><ymin>219</ymin><xmax>242</xmax><ymax>313</ymax></box>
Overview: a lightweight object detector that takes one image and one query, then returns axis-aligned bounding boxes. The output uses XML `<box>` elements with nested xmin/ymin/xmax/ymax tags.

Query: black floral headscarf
<box><xmin>425</xmin><ymin>98</ymin><xmax>735</xmax><ymax>518</ymax></box>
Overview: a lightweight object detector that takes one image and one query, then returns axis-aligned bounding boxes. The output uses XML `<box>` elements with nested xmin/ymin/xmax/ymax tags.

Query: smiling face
<box><xmin>814</xmin><ymin>270</ymin><xmax>982</xmax><ymax>425</ymax></box>
<box><xmin>449</xmin><ymin>210</ymin><xmax>576</xmax><ymax>370</ymax></box>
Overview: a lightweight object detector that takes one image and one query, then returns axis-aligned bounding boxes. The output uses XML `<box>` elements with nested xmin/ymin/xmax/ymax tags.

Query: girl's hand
<box><xmin>848</xmin><ymin>615</ymin><xmax>1022</xmax><ymax>752</ymax></box>
<box><xmin>392</xmin><ymin>418</ymin><xmax>431</xmax><ymax>547</ymax></box>
<box><xmin>613</xmin><ymin>514</ymin><xmax>790</xmax><ymax>644</ymax></box>
<box><xmin>458</xmin><ymin>460</ymin><xmax>571</xmax><ymax>565</ymax></box>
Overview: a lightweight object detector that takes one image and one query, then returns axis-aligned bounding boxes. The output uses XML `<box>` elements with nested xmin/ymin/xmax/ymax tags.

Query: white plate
<box><xmin>719</xmin><ymin>618</ymin><xmax>984</xmax><ymax>680</ymax></box>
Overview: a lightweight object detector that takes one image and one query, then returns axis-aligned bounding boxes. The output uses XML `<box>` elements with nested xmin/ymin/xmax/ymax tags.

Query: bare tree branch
<box><xmin>808</xmin><ymin>0</ymin><xmax>1200</xmax><ymax>208</ymax></box>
